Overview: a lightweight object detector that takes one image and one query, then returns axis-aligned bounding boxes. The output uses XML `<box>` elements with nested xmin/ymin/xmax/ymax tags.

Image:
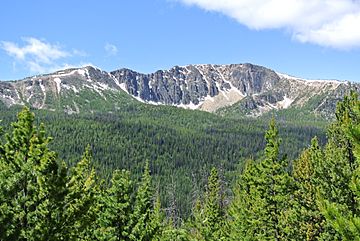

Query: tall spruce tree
<box><xmin>0</xmin><ymin>108</ymin><xmax>67</xmax><ymax>240</ymax></box>
<box><xmin>190</xmin><ymin>167</ymin><xmax>227</xmax><ymax>241</ymax></box>
<box><xmin>130</xmin><ymin>161</ymin><xmax>162</xmax><ymax>241</ymax></box>
<box><xmin>290</xmin><ymin>137</ymin><xmax>325</xmax><ymax>240</ymax></box>
<box><xmin>61</xmin><ymin>145</ymin><xmax>99</xmax><ymax>240</ymax></box>
<box><xmin>228</xmin><ymin>159</ymin><xmax>261</xmax><ymax>240</ymax></box>
<box><xmin>319</xmin><ymin>92</ymin><xmax>360</xmax><ymax>240</ymax></box>
<box><xmin>95</xmin><ymin>169</ymin><xmax>133</xmax><ymax>240</ymax></box>
<box><xmin>315</xmin><ymin>92</ymin><xmax>360</xmax><ymax>240</ymax></box>
<box><xmin>229</xmin><ymin>118</ymin><xmax>293</xmax><ymax>240</ymax></box>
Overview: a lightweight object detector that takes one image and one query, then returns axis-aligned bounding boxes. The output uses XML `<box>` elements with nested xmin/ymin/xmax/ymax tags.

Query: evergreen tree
<box><xmin>228</xmin><ymin>159</ymin><xmax>269</xmax><ymax>240</ymax></box>
<box><xmin>189</xmin><ymin>167</ymin><xmax>228</xmax><ymax>241</ymax></box>
<box><xmin>0</xmin><ymin>108</ymin><xmax>67</xmax><ymax>240</ymax></box>
<box><xmin>151</xmin><ymin>195</ymin><xmax>167</xmax><ymax>240</ymax></box>
<box><xmin>316</xmin><ymin>92</ymin><xmax>360</xmax><ymax>240</ymax></box>
<box><xmin>61</xmin><ymin>145</ymin><xmax>99</xmax><ymax>240</ymax></box>
<box><xmin>203</xmin><ymin>167</ymin><xmax>227</xmax><ymax>240</ymax></box>
<box><xmin>130</xmin><ymin>161</ymin><xmax>162</xmax><ymax>240</ymax></box>
<box><xmin>319</xmin><ymin>92</ymin><xmax>360</xmax><ymax>240</ymax></box>
<box><xmin>95</xmin><ymin>169</ymin><xmax>133</xmax><ymax>240</ymax></box>
<box><xmin>291</xmin><ymin>137</ymin><xmax>325</xmax><ymax>240</ymax></box>
<box><xmin>160</xmin><ymin>225</ymin><xmax>190</xmax><ymax>241</ymax></box>
<box><xmin>229</xmin><ymin>118</ymin><xmax>293</xmax><ymax>240</ymax></box>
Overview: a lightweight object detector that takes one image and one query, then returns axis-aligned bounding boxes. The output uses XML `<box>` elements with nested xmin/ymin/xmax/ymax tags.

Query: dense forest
<box><xmin>0</xmin><ymin>100</ymin><xmax>325</xmax><ymax>217</ymax></box>
<box><xmin>1</xmin><ymin>93</ymin><xmax>359</xmax><ymax>240</ymax></box>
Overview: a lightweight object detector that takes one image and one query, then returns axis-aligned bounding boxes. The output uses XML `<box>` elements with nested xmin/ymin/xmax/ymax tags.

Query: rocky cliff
<box><xmin>0</xmin><ymin>63</ymin><xmax>358</xmax><ymax>117</ymax></box>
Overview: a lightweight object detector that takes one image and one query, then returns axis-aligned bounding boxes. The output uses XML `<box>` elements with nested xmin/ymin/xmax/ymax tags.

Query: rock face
<box><xmin>0</xmin><ymin>63</ymin><xmax>359</xmax><ymax>117</ymax></box>
<box><xmin>111</xmin><ymin>63</ymin><xmax>359</xmax><ymax>116</ymax></box>
<box><xmin>111</xmin><ymin>63</ymin><xmax>282</xmax><ymax>111</ymax></box>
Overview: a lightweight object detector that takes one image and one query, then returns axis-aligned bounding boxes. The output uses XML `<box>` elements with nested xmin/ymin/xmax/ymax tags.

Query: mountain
<box><xmin>0</xmin><ymin>63</ymin><xmax>358</xmax><ymax>117</ymax></box>
<box><xmin>0</xmin><ymin>65</ymin><xmax>333</xmax><ymax>217</ymax></box>
<box><xmin>111</xmin><ymin>63</ymin><xmax>358</xmax><ymax>118</ymax></box>
<box><xmin>0</xmin><ymin>66</ymin><xmax>138</xmax><ymax>114</ymax></box>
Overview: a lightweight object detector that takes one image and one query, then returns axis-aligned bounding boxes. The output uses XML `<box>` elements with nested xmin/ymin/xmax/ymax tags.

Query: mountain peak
<box><xmin>110</xmin><ymin>63</ymin><xmax>358</xmax><ymax>116</ymax></box>
<box><xmin>0</xmin><ymin>63</ymin><xmax>358</xmax><ymax>117</ymax></box>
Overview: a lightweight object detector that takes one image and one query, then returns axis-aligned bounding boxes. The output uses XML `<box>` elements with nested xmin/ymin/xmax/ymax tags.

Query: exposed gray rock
<box><xmin>0</xmin><ymin>63</ymin><xmax>359</xmax><ymax>117</ymax></box>
<box><xmin>110</xmin><ymin>63</ymin><xmax>281</xmax><ymax>106</ymax></box>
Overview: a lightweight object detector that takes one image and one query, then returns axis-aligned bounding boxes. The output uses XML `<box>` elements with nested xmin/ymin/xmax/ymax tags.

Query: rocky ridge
<box><xmin>0</xmin><ymin>63</ymin><xmax>358</xmax><ymax>117</ymax></box>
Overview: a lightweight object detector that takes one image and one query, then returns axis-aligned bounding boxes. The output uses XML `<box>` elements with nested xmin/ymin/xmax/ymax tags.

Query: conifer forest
<box><xmin>1</xmin><ymin>93</ymin><xmax>360</xmax><ymax>240</ymax></box>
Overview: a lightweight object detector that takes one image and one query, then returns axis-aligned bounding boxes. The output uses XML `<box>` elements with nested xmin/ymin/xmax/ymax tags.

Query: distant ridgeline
<box><xmin>0</xmin><ymin>63</ymin><xmax>358</xmax><ymax>119</ymax></box>
<box><xmin>1</xmin><ymin>93</ymin><xmax>360</xmax><ymax>240</ymax></box>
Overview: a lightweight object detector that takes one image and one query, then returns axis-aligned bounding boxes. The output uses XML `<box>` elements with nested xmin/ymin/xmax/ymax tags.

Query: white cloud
<box><xmin>178</xmin><ymin>0</ymin><xmax>360</xmax><ymax>49</ymax></box>
<box><xmin>1</xmin><ymin>37</ymin><xmax>70</xmax><ymax>63</ymax></box>
<box><xmin>105</xmin><ymin>43</ymin><xmax>118</xmax><ymax>56</ymax></box>
<box><xmin>0</xmin><ymin>37</ymin><xmax>87</xmax><ymax>75</ymax></box>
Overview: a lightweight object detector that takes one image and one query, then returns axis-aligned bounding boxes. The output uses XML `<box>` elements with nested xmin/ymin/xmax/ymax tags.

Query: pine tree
<box><xmin>203</xmin><ymin>167</ymin><xmax>227</xmax><ymax>240</ymax></box>
<box><xmin>130</xmin><ymin>161</ymin><xmax>162</xmax><ymax>240</ymax></box>
<box><xmin>61</xmin><ymin>145</ymin><xmax>99</xmax><ymax>240</ymax></box>
<box><xmin>189</xmin><ymin>167</ymin><xmax>228</xmax><ymax>241</ymax></box>
<box><xmin>314</xmin><ymin>93</ymin><xmax>360</xmax><ymax>240</ymax></box>
<box><xmin>228</xmin><ymin>118</ymin><xmax>293</xmax><ymax>240</ymax></box>
<box><xmin>228</xmin><ymin>159</ymin><xmax>268</xmax><ymax>240</ymax></box>
<box><xmin>160</xmin><ymin>225</ymin><xmax>190</xmax><ymax>241</ymax></box>
<box><xmin>151</xmin><ymin>195</ymin><xmax>167</xmax><ymax>240</ymax></box>
<box><xmin>290</xmin><ymin>137</ymin><xmax>325</xmax><ymax>240</ymax></box>
<box><xmin>26</xmin><ymin>124</ymin><xmax>68</xmax><ymax>240</ymax></box>
<box><xmin>95</xmin><ymin>169</ymin><xmax>133</xmax><ymax>240</ymax></box>
<box><xmin>319</xmin><ymin>92</ymin><xmax>360</xmax><ymax>240</ymax></box>
<box><xmin>0</xmin><ymin>108</ymin><xmax>67</xmax><ymax>240</ymax></box>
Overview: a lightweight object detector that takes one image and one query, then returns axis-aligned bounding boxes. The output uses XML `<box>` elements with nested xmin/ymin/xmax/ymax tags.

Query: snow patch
<box><xmin>14</xmin><ymin>89</ymin><xmax>21</xmax><ymax>100</ymax></box>
<box><xmin>1</xmin><ymin>94</ymin><xmax>16</xmax><ymax>105</ymax></box>
<box><xmin>277</xmin><ymin>72</ymin><xmax>343</xmax><ymax>85</ymax></box>
<box><xmin>52</xmin><ymin>69</ymin><xmax>78</xmax><ymax>78</ymax></box>
<box><xmin>276</xmin><ymin>72</ymin><xmax>301</xmax><ymax>80</ymax></box>
<box><xmin>109</xmin><ymin>73</ymin><xmax>124</xmax><ymax>90</ymax></box>
<box><xmin>215</xmin><ymin>66</ymin><xmax>245</xmax><ymax>97</ymax></box>
<box><xmin>85</xmin><ymin>68</ymin><xmax>92</xmax><ymax>82</ymax></box>
<box><xmin>129</xmin><ymin>93</ymin><xmax>203</xmax><ymax>110</ymax></box>
<box><xmin>215</xmin><ymin>82</ymin><xmax>229</xmax><ymax>101</ymax></box>
<box><xmin>99</xmin><ymin>83</ymin><xmax>109</xmax><ymax>90</ymax></box>
<box><xmin>84</xmin><ymin>84</ymin><xmax>107</xmax><ymax>100</ymax></box>
<box><xmin>119</xmin><ymin>83</ymin><xmax>128</xmax><ymax>93</ymax></box>
<box><xmin>53</xmin><ymin>78</ymin><xmax>62</xmax><ymax>94</ymax></box>
<box><xmin>38</xmin><ymin>79</ymin><xmax>46</xmax><ymax>109</ymax></box>
<box><xmin>149</xmin><ymin>79</ymin><xmax>154</xmax><ymax>89</ymax></box>
<box><xmin>62</xmin><ymin>84</ymin><xmax>71</xmax><ymax>90</ymax></box>
<box><xmin>72</xmin><ymin>86</ymin><xmax>79</xmax><ymax>93</ymax></box>
<box><xmin>39</xmin><ymin>79</ymin><xmax>45</xmax><ymax>93</ymax></box>
<box><xmin>77</xmin><ymin>69</ymin><xmax>86</xmax><ymax>76</ymax></box>
<box><xmin>175</xmin><ymin>101</ymin><xmax>203</xmax><ymax>110</ymax></box>
<box><xmin>277</xmin><ymin>96</ymin><xmax>293</xmax><ymax>109</ymax></box>
<box><xmin>26</xmin><ymin>93</ymin><xmax>33</xmax><ymax>102</ymax></box>
<box><xmin>194</xmin><ymin>65</ymin><xmax>210</xmax><ymax>86</ymax></box>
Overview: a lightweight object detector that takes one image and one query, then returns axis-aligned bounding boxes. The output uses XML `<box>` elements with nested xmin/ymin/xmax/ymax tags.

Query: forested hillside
<box><xmin>0</xmin><ymin>99</ymin><xmax>325</xmax><ymax>217</ymax></box>
<box><xmin>1</xmin><ymin>92</ymin><xmax>359</xmax><ymax>240</ymax></box>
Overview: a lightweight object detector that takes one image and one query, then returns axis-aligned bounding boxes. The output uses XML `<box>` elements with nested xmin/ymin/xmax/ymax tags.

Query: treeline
<box><xmin>2</xmin><ymin>93</ymin><xmax>359</xmax><ymax>240</ymax></box>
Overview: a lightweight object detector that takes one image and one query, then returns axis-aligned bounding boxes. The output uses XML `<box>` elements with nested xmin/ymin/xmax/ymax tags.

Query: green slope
<box><xmin>0</xmin><ymin>95</ymin><xmax>327</xmax><ymax>217</ymax></box>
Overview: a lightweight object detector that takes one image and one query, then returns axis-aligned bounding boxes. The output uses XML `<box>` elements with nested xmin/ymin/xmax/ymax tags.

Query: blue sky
<box><xmin>1</xmin><ymin>0</ymin><xmax>360</xmax><ymax>81</ymax></box>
